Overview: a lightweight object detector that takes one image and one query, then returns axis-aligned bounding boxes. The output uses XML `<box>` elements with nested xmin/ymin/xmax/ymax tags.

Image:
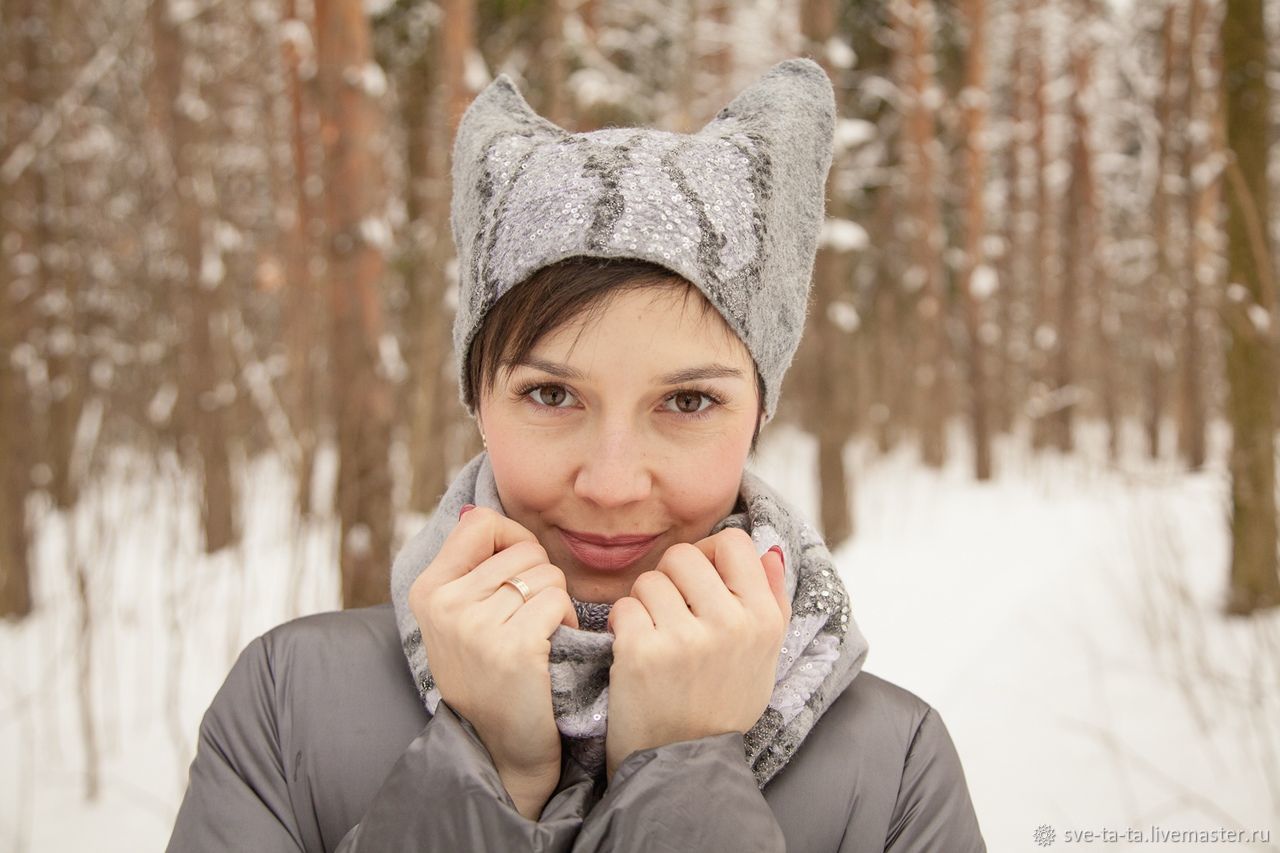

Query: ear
<box><xmin>698</xmin><ymin>59</ymin><xmax>835</xmax><ymax>211</ymax></box>
<box><xmin>451</xmin><ymin>74</ymin><xmax>567</xmax><ymax>172</ymax></box>
<box><xmin>449</xmin><ymin>74</ymin><xmax>568</xmax><ymax>372</ymax></box>
<box><xmin>695</xmin><ymin>58</ymin><xmax>837</xmax><ymax>416</ymax></box>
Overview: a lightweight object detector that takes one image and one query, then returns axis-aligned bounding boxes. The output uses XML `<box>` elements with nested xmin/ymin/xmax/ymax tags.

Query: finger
<box><xmin>506</xmin><ymin>585</ymin><xmax>580</xmax><ymax>636</ymax></box>
<box><xmin>653</xmin><ymin>542</ymin><xmax>735</xmax><ymax>619</ymax></box>
<box><xmin>761</xmin><ymin>546</ymin><xmax>792</xmax><ymax>625</ymax></box>
<box><xmin>686</xmin><ymin>528</ymin><xmax>775</xmax><ymax>613</ymax></box>
<box><xmin>420</xmin><ymin>507</ymin><xmax>541</xmax><ymax>595</ymax></box>
<box><xmin>475</xmin><ymin>563</ymin><xmax>572</xmax><ymax>624</ymax></box>
<box><xmin>606</xmin><ymin>595</ymin><xmax>654</xmax><ymax>637</ymax></box>
<box><xmin>629</xmin><ymin>570</ymin><xmax>694</xmax><ymax>630</ymax></box>
<box><xmin>462</xmin><ymin>538</ymin><xmax>551</xmax><ymax>596</ymax></box>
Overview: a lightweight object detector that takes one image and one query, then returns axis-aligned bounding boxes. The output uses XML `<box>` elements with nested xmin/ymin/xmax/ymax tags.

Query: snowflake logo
<box><xmin>1033</xmin><ymin>824</ymin><xmax>1056</xmax><ymax>847</ymax></box>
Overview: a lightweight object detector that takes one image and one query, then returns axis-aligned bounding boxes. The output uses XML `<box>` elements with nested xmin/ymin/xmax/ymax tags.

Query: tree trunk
<box><xmin>1053</xmin><ymin>3</ymin><xmax>1098</xmax><ymax>456</ymax></box>
<box><xmin>994</xmin><ymin>0</ymin><xmax>1029</xmax><ymax>439</ymax></box>
<box><xmin>410</xmin><ymin>0</ymin><xmax>479</xmax><ymax>517</ymax></box>
<box><xmin>1221</xmin><ymin>0</ymin><xmax>1280</xmax><ymax>614</ymax></box>
<box><xmin>1029</xmin><ymin>8</ymin><xmax>1057</xmax><ymax>451</ymax></box>
<box><xmin>893</xmin><ymin>0</ymin><xmax>948</xmax><ymax>468</ymax></box>
<box><xmin>959</xmin><ymin>0</ymin><xmax>992</xmax><ymax>479</ymax></box>
<box><xmin>1072</xmin><ymin>0</ymin><xmax>1117</xmax><ymax>463</ymax></box>
<box><xmin>1146</xmin><ymin>6</ymin><xmax>1178</xmax><ymax>461</ymax></box>
<box><xmin>315</xmin><ymin>0</ymin><xmax>395</xmax><ymax>608</ymax></box>
<box><xmin>149</xmin><ymin>0</ymin><xmax>237</xmax><ymax>553</ymax></box>
<box><xmin>0</xmin><ymin>0</ymin><xmax>40</xmax><ymax>618</ymax></box>
<box><xmin>281</xmin><ymin>0</ymin><xmax>323</xmax><ymax>517</ymax></box>
<box><xmin>1178</xmin><ymin>0</ymin><xmax>1212</xmax><ymax>470</ymax></box>
<box><xmin>799</xmin><ymin>0</ymin><xmax>854</xmax><ymax>545</ymax></box>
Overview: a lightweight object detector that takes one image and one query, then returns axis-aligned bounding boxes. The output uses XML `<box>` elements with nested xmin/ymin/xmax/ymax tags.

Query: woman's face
<box><xmin>477</xmin><ymin>284</ymin><xmax>760</xmax><ymax>604</ymax></box>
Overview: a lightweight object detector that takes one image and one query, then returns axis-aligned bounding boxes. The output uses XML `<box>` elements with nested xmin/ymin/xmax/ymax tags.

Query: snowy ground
<box><xmin>1</xmin><ymin>419</ymin><xmax>1277</xmax><ymax>852</ymax></box>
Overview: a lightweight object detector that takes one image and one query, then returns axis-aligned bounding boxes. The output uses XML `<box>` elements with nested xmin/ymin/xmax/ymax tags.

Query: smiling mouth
<box><xmin>557</xmin><ymin>528</ymin><xmax>662</xmax><ymax>572</ymax></box>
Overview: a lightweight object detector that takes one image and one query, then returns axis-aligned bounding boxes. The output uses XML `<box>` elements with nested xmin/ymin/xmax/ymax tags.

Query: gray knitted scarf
<box><xmin>390</xmin><ymin>450</ymin><xmax>869</xmax><ymax>789</ymax></box>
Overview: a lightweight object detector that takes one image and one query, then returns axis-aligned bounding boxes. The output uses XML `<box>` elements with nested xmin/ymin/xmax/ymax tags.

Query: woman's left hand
<box><xmin>604</xmin><ymin>527</ymin><xmax>791</xmax><ymax>783</ymax></box>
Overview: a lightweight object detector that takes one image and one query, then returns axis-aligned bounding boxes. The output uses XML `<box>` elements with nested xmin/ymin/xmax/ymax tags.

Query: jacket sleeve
<box><xmin>570</xmin><ymin>732</ymin><xmax>786</xmax><ymax>852</ymax></box>
<box><xmin>336</xmin><ymin>710</ymin><xmax>782</xmax><ymax>853</ymax></box>
<box><xmin>879</xmin><ymin>707</ymin><xmax>986</xmax><ymax>853</ymax></box>
<box><xmin>334</xmin><ymin>699</ymin><xmax>603</xmax><ymax>852</ymax></box>
<box><xmin>166</xmin><ymin>637</ymin><xmax>305</xmax><ymax>853</ymax></box>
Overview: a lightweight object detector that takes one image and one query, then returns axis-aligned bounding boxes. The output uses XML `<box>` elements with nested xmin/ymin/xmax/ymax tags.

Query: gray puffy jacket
<box><xmin>166</xmin><ymin>604</ymin><xmax>986</xmax><ymax>852</ymax></box>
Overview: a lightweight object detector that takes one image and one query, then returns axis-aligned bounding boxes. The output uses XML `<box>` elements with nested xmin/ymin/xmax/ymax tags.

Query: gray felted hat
<box><xmin>450</xmin><ymin>57</ymin><xmax>836</xmax><ymax>424</ymax></box>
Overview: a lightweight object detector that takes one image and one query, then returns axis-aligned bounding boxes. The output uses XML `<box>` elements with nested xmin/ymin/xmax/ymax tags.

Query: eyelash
<box><xmin>511</xmin><ymin>381</ymin><xmax>725</xmax><ymax>421</ymax></box>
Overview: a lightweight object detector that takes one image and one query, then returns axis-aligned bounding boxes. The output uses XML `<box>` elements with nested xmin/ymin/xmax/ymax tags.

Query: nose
<box><xmin>572</xmin><ymin>423</ymin><xmax>653</xmax><ymax>508</ymax></box>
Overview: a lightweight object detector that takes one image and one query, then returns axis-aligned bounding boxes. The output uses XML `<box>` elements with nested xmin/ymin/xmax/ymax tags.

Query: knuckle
<box><xmin>633</xmin><ymin>570</ymin><xmax>667</xmax><ymax>593</ymax></box>
<box><xmin>512</xmin><ymin>539</ymin><xmax>549</xmax><ymax>564</ymax></box>
<box><xmin>660</xmin><ymin>542</ymin><xmax>702</xmax><ymax>566</ymax></box>
<box><xmin>540</xmin><ymin>581</ymin><xmax>570</xmax><ymax>607</ymax></box>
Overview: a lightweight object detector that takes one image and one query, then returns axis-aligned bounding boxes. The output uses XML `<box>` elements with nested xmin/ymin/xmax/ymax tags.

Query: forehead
<box><xmin>531</xmin><ymin>285</ymin><xmax>752</xmax><ymax>368</ymax></box>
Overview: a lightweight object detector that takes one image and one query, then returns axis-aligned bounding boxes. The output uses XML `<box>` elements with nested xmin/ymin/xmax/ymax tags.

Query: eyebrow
<box><xmin>515</xmin><ymin>357</ymin><xmax>746</xmax><ymax>385</ymax></box>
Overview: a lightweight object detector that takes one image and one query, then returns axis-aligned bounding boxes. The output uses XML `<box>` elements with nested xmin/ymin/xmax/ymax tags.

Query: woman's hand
<box><xmin>408</xmin><ymin>505</ymin><xmax>579</xmax><ymax>817</ymax></box>
<box><xmin>603</xmin><ymin>527</ymin><xmax>791</xmax><ymax>783</ymax></box>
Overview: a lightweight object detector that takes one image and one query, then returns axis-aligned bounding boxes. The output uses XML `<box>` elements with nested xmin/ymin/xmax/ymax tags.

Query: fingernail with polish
<box><xmin>767</xmin><ymin>545</ymin><xmax>784</xmax><ymax>570</ymax></box>
<box><xmin>459</xmin><ymin>503</ymin><xmax>476</xmax><ymax>519</ymax></box>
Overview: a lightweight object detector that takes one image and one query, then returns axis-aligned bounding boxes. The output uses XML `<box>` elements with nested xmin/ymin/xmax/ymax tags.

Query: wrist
<box><xmin>496</xmin><ymin>762</ymin><xmax>559</xmax><ymax>820</ymax></box>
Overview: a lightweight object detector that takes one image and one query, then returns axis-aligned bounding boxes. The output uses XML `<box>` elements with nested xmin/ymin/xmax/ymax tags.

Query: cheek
<box><xmin>487</xmin><ymin>447</ymin><xmax>564</xmax><ymax>514</ymax></box>
<box><xmin>665</xmin><ymin>436</ymin><xmax>752</xmax><ymax>518</ymax></box>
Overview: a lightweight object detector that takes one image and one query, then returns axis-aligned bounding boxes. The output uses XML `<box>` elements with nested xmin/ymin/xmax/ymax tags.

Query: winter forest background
<box><xmin>3</xmin><ymin>0</ymin><xmax>1280</xmax><ymax>849</ymax></box>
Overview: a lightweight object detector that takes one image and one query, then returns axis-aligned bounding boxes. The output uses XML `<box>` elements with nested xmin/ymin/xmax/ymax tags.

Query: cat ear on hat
<box><xmin>448</xmin><ymin>74</ymin><xmax>568</xmax><ymax>415</ymax></box>
<box><xmin>696</xmin><ymin>58</ymin><xmax>838</xmax><ymax>422</ymax></box>
<box><xmin>699</xmin><ymin>58</ymin><xmax>837</xmax><ymax>179</ymax></box>
<box><xmin>449</xmin><ymin>73</ymin><xmax>566</xmax><ymax>172</ymax></box>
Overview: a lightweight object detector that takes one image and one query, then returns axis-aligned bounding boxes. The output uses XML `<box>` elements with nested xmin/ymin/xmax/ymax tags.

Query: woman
<box><xmin>167</xmin><ymin>58</ymin><xmax>986</xmax><ymax>852</ymax></box>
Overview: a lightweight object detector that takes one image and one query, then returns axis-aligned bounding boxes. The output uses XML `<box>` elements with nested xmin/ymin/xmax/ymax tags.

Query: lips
<box><xmin>557</xmin><ymin>528</ymin><xmax>662</xmax><ymax>572</ymax></box>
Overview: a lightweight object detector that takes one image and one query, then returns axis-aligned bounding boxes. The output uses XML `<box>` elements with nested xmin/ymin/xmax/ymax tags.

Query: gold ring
<box><xmin>503</xmin><ymin>576</ymin><xmax>532</xmax><ymax>603</ymax></box>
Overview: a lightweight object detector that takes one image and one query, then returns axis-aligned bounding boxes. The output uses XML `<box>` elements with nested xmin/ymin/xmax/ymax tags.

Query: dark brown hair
<box><xmin>464</xmin><ymin>256</ymin><xmax>766</xmax><ymax>454</ymax></box>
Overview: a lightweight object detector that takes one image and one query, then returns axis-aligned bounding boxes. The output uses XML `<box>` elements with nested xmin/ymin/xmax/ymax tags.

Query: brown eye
<box><xmin>674</xmin><ymin>392</ymin><xmax>700</xmax><ymax>413</ymax></box>
<box><xmin>530</xmin><ymin>385</ymin><xmax>569</xmax><ymax>407</ymax></box>
<box><xmin>665</xmin><ymin>389</ymin><xmax>716</xmax><ymax>417</ymax></box>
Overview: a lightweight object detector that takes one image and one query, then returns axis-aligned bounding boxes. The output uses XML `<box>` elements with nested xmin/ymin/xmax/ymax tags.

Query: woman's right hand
<box><xmin>407</xmin><ymin>505</ymin><xmax>578</xmax><ymax>814</ymax></box>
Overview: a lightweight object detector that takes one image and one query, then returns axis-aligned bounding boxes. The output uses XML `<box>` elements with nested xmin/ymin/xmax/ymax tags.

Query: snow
<box><xmin>825</xmin><ymin>37</ymin><xmax>856</xmax><ymax>70</ymax></box>
<box><xmin>834</xmin><ymin>118</ymin><xmax>877</xmax><ymax>152</ymax></box>
<box><xmin>360</xmin><ymin>63</ymin><xmax>388</xmax><ymax>99</ymax></box>
<box><xmin>969</xmin><ymin>263</ymin><xmax>999</xmax><ymax>299</ymax></box>
<box><xmin>826</xmin><ymin>300</ymin><xmax>860</xmax><ymax>333</ymax></box>
<box><xmin>1249</xmin><ymin>305</ymin><xmax>1271</xmax><ymax>334</ymax></box>
<box><xmin>1</xmin><ymin>421</ymin><xmax>1277</xmax><ymax>851</ymax></box>
<box><xmin>820</xmin><ymin>217</ymin><xmax>869</xmax><ymax>252</ymax></box>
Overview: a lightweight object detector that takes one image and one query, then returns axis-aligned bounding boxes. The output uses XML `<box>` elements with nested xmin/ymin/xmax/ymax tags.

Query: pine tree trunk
<box><xmin>315</xmin><ymin>0</ymin><xmax>395</xmax><ymax>608</ymax></box>
<box><xmin>149</xmin><ymin>0</ymin><xmax>237</xmax><ymax>553</ymax></box>
<box><xmin>894</xmin><ymin>0</ymin><xmax>948</xmax><ymax>468</ymax></box>
<box><xmin>1029</xmin><ymin>11</ymin><xmax>1057</xmax><ymax>451</ymax></box>
<box><xmin>800</xmin><ymin>0</ymin><xmax>854</xmax><ymax>545</ymax></box>
<box><xmin>959</xmin><ymin>0</ymin><xmax>992</xmax><ymax>479</ymax></box>
<box><xmin>41</xmin><ymin>0</ymin><xmax>87</xmax><ymax>512</ymax></box>
<box><xmin>0</xmin><ymin>0</ymin><xmax>39</xmax><ymax>619</ymax></box>
<box><xmin>1146</xmin><ymin>6</ymin><xmax>1178</xmax><ymax>461</ymax></box>
<box><xmin>281</xmin><ymin>0</ymin><xmax>322</xmax><ymax>517</ymax></box>
<box><xmin>994</xmin><ymin>0</ymin><xmax>1029</xmax><ymax>439</ymax></box>
<box><xmin>1221</xmin><ymin>0</ymin><xmax>1280</xmax><ymax>614</ymax></box>
<box><xmin>1178</xmin><ymin>0</ymin><xmax>1212</xmax><ymax>470</ymax></box>
<box><xmin>1053</xmin><ymin>7</ymin><xmax>1097</xmax><ymax>456</ymax></box>
<box><xmin>410</xmin><ymin>0</ymin><xmax>479</xmax><ymax>517</ymax></box>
